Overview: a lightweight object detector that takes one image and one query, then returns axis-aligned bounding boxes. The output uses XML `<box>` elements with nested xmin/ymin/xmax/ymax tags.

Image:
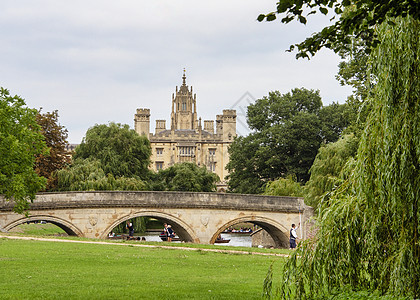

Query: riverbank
<box><xmin>0</xmin><ymin>234</ymin><xmax>290</xmax><ymax>257</ymax></box>
<box><xmin>0</xmin><ymin>234</ymin><xmax>289</xmax><ymax>257</ymax></box>
<box><xmin>5</xmin><ymin>223</ymin><xmax>290</xmax><ymax>254</ymax></box>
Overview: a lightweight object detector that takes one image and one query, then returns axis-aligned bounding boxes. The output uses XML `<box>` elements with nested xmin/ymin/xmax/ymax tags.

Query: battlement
<box><xmin>204</xmin><ymin>120</ymin><xmax>214</xmax><ymax>133</ymax></box>
<box><xmin>155</xmin><ymin>120</ymin><xmax>166</xmax><ymax>134</ymax></box>
<box><xmin>222</xmin><ymin>109</ymin><xmax>236</xmax><ymax>123</ymax></box>
<box><xmin>136</xmin><ymin>108</ymin><xmax>150</xmax><ymax>116</ymax></box>
<box><xmin>223</xmin><ymin>109</ymin><xmax>236</xmax><ymax>116</ymax></box>
<box><xmin>134</xmin><ymin>108</ymin><xmax>150</xmax><ymax>138</ymax></box>
<box><xmin>156</xmin><ymin>120</ymin><xmax>166</xmax><ymax>129</ymax></box>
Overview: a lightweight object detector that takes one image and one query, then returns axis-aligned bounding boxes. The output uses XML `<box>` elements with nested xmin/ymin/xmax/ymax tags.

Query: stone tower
<box><xmin>171</xmin><ymin>70</ymin><xmax>198</xmax><ymax>130</ymax></box>
<box><xmin>134</xmin><ymin>108</ymin><xmax>150</xmax><ymax>139</ymax></box>
<box><xmin>134</xmin><ymin>71</ymin><xmax>236</xmax><ymax>190</ymax></box>
<box><xmin>216</xmin><ymin>110</ymin><xmax>237</xmax><ymax>142</ymax></box>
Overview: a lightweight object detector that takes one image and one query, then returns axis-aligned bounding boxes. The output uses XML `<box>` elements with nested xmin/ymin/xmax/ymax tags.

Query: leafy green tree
<box><xmin>336</xmin><ymin>42</ymin><xmax>370</xmax><ymax>103</ymax></box>
<box><xmin>258</xmin><ymin>0</ymin><xmax>419</xmax><ymax>58</ymax></box>
<box><xmin>247</xmin><ymin>88</ymin><xmax>322</xmax><ymax>131</ymax></box>
<box><xmin>226</xmin><ymin>135</ymin><xmax>266</xmax><ymax>194</ymax></box>
<box><xmin>56</xmin><ymin>158</ymin><xmax>146</xmax><ymax>191</ymax></box>
<box><xmin>74</xmin><ymin>122</ymin><xmax>151</xmax><ymax>179</ymax></box>
<box><xmin>35</xmin><ymin>109</ymin><xmax>71</xmax><ymax>191</ymax></box>
<box><xmin>335</xmin><ymin>34</ymin><xmax>373</xmax><ymax>138</ymax></box>
<box><xmin>318</xmin><ymin>102</ymin><xmax>353</xmax><ymax>142</ymax></box>
<box><xmin>151</xmin><ymin>162</ymin><xmax>219</xmax><ymax>192</ymax></box>
<box><xmin>227</xmin><ymin>88</ymin><xmax>351</xmax><ymax>193</ymax></box>
<box><xmin>271</xmin><ymin>111</ymin><xmax>322</xmax><ymax>181</ymax></box>
<box><xmin>0</xmin><ymin>88</ymin><xmax>47</xmax><ymax>213</ymax></box>
<box><xmin>304</xmin><ymin>134</ymin><xmax>359</xmax><ymax>210</ymax></box>
<box><xmin>264</xmin><ymin>175</ymin><xmax>304</xmax><ymax>197</ymax></box>
<box><xmin>278</xmin><ymin>16</ymin><xmax>420</xmax><ymax>299</ymax></box>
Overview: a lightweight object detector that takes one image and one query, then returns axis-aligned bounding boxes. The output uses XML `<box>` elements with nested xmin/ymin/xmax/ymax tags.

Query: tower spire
<box><xmin>182</xmin><ymin>68</ymin><xmax>186</xmax><ymax>86</ymax></box>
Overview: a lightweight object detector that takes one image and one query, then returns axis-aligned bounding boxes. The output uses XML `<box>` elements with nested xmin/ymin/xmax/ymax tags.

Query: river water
<box><xmin>142</xmin><ymin>232</ymin><xmax>252</xmax><ymax>247</ymax></box>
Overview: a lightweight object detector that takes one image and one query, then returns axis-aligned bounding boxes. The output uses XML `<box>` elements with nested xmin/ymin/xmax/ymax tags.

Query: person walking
<box><xmin>289</xmin><ymin>223</ymin><xmax>300</xmax><ymax>249</ymax></box>
<box><xmin>167</xmin><ymin>225</ymin><xmax>175</xmax><ymax>242</ymax></box>
<box><xmin>126</xmin><ymin>221</ymin><xmax>134</xmax><ymax>238</ymax></box>
<box><xmin>163</xmin><ymin>223</ymin><xmax>169</xmax><ymax>241</ymax></box>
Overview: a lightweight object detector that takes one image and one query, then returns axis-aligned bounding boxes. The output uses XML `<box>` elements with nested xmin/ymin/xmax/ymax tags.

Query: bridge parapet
<box><xmin>0</xmin><ymin>191</ymin><xmax>308</xmax><ymax>213</ymax></box>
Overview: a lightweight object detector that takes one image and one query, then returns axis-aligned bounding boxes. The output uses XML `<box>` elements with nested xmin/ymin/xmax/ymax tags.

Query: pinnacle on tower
<box><xmin>182</xmin><ymin>68</ymin><xmax>186</xmax><ymax>86</ymax></box>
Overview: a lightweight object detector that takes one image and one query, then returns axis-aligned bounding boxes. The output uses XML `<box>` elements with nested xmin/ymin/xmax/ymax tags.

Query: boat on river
<box><xmin>159</xmin><ymin>232</ymin><xmax>181</xmax><ymax>242</ymax></box>
<box><xmin>222</xmin><ymin>230</ymin><xmax>253</xmax><ymax>234</ymax></box>
<box><xmin>214</xmin><ymin>238</ymin><xmax>230</xmax><ymax>244</ymax></box>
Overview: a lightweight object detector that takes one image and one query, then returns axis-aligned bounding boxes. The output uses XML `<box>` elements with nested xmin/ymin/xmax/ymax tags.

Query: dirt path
<box><xmin>0</xmin><ymin>234</ymin><xmax>289</xmax><ymax>257</ymax></box>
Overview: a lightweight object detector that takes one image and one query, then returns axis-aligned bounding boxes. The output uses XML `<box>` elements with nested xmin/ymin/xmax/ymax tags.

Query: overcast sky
<box><xmin>1</xmin><ymin>1</ymin><xmax>352</xmax><ymax>143</ymax></box>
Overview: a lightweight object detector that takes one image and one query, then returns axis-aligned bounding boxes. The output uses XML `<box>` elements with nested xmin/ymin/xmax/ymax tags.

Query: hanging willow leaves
<box><xmin>56</xmin><ymin>158</ymin><xmax>147</xmax><ymax>191</ymax></box>
<box><xmin>304</xmin><ymin>134</ymin><xmax>359</xmax><ymax>211</ymax></box>
<box><xmin>276</xmin><ymin>15</ymin><xmax>419</xmax><ymax>299</ymax></box>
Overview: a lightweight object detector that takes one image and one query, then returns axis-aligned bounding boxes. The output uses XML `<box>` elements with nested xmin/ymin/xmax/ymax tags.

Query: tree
<box><xmin>264</xmin><ymin>175</ymin><xmax>304</xmax><ymax>197</ymax></box>
<box><xmin>318</xmin><ymin>102</ymin><xmax>353</xmax><ymax>142</ymax></box>
<box><xmin>56</xmin><ymin>158</ymin><xmax>147</xmax><ymax>191</ymax></box>
<box><xmin>247</xmin><ymin>88</ymin><xmax>322</xmax><ymax>131</ymax></box>
<box><xmin>151</xmin><ymin>162</ymin><xmax>219</xmax><ymax>192</ymax></box>
<box><xmin>226</xmin><ymin>135</ymin><xmax>266</xmax><ymax>194</ymax></box>
<box><xmin>304</xmin><ymin>134</ymin><xmax>358</xmax><ymax>210</ymax></box>
<box><xmin>74</xmin><ymin>122</ymin><xmax>151</xmax><ymax>179</ymax></box>
<box><xmin>277</xmin><ymin>16</ymin><xmax>420</xmax><ymax>299</ymax></box>
<box><xmin>56</xmin><ymin>122</ymin><xmax>151</xmax><ymax>191</ymax></box>
<box><xmin>226</xmin><ymin>88</ymin><xmax>350</xmax><ymax>193</ymax></box>
<box><xmin>257</xmin><ymin>0</ymin><xmax>419</xmax><ymax>58</ymax></box>
<box><xmin>0</xmin><ymin>88</ymin><xmax>47</xmax><ymax>213</ymax></box>
<box><xmin>34</xmin><ymin>109</ymin><xmax>71</xmax><ymax>191</ymax></box>
<box><xmin>334</xmin><ymin>35</ymin><xmax>374</xmax><ymax>139</ymax></box>
<box><xmin>271</xmin><ymin>111</ymin><xmax>322</xmax><ymax>181</ymax></box>
<box><xmin>336</xmin><ymin>41</ymin><xmax>370</xmax><ymax>103</ymax></box>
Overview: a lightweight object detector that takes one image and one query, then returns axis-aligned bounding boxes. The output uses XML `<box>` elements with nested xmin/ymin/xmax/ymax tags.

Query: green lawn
<box><xmin>0</xmin><ymin>238</ymin><xmax>285</xmax><ymax>299</ymax></box>
<box><xmin>0</xmin><ymin>233</ymin><xmax>401</xmax><ymax>299</ymax></box>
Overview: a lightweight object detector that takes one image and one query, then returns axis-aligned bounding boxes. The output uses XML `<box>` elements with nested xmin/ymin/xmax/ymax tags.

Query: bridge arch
<box><xmin>4</xmin><ymin>215</ymin><xmax>83</xmax><ymax>237</ymax></box>
<box><xmin>210</xmin><ymin>216</ymin><xmax>290</xmax><ymax>248</ymax></box>
<box><xmin>101</xmin><ymin>210</ymin><xmax>198</xmax><ymax>242</ymax></box>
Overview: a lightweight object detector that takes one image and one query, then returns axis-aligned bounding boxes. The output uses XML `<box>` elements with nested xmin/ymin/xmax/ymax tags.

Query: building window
<box><xmin>182</xmin><ymin>102</ymin><xmax>187</xmax><ymax>111</ymax></box>
<box><xmin>209</xmin><ymin>162</ymin><xmax>216</xmax><ymax>172</ymax></box>
<box><xmin>179</xmin><ymin>146</ymin><xmax>194</xmax><ymax>156</ymax></box>
<box><xmin>156</xmin><ymin>162</ymin><xmax>163</xmax><ymax>171</ymax></box>
<box><xmin>208</xmin><ymin>149</ymin><xmax>216</xmax><ymax>172</ymax></box>
<box><xmin>156</xmin><ymin>148</ymin><xmax>163</xmax><ymax>156</ymax></box>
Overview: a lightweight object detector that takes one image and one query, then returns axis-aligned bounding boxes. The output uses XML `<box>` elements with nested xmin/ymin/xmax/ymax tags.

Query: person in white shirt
<box><xmin>289</xmin><ymin>223</ymin><xmax>300</xmax><ymax>249</ymax></box>
<box><xmin>126</xmin><ymin>221</ymin><xmax>134</xmax><ymax>238</ymax></box>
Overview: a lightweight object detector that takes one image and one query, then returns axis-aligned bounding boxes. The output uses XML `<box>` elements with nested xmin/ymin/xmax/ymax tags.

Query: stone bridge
<box><xmin>0</xmin><ymin>191</ymin><xmax>312</xmax><ymax>248</ymax></box>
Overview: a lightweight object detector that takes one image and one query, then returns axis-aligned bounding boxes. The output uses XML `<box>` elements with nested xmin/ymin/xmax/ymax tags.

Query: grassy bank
<box><xmin>0</xmin><ymin>237</ymin><xmax>285</xmax><ymax>299</ymax></box>
<box><xmin>7</xmin><ymin>223</ymin><xmax>291</xmax><ymax>255</ymax></box>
